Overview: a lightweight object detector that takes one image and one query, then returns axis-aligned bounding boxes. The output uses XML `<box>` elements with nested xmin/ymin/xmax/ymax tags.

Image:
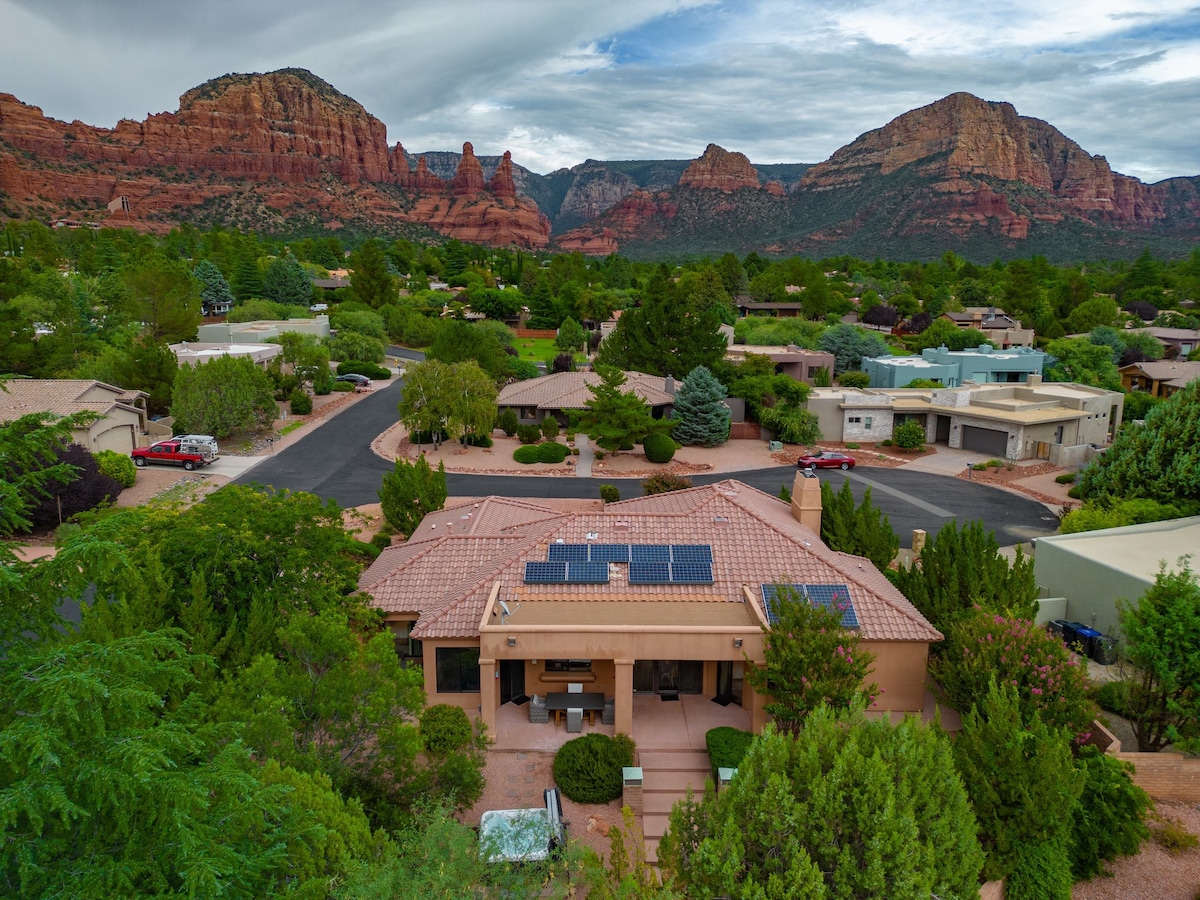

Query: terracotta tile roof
<box><xmin>359</xmin><ymin>479</ymin><xmax>941</xmax><ymax>644</ymax></box>
<box><xmin>0</xmin><ymin>379</ymin><xmax>146</xmax><ymax>422</ymax></box>
<box><xmin>1120</xmin><ymin>360</ymin><xmax>1200</xmax><ymax>387</ymax></box>
<box><xmin>496</xmin><ymin>371</ymin><xmax>674</xmax><ymax>411</ymax></box>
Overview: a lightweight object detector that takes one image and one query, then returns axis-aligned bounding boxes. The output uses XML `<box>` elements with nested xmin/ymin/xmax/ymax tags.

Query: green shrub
<box><xmin>845</xmin><ymin>442</ymin><xmax>860</xmax><ymax>450</ymax></box>
<box><xmin>464</xmin><ymin>432</ymin><xmax>493</xmax><ymax>448</ymax></box>
<box><xmin>331</xmin><ymin>381</ymin><xmax>354</xmax><ymax>392</ymax></box>
<box><xmin>370</xmin><ymin>532</ymin><xmax>392</xmax><ymax>550</ymax></box>
<box><xmin>498</xmin><ymin>408</ymin><xmax>519</xmax><ymax>437</ymax></box>
<box><xmin>95</xmin><ymin>449</ymin><xmax>137</xmax><ymax>488</ymax></box>
<box><xmin>553</xmin><ymin>733</ymin><xmax>635</xmax><ymax>804</ymax></box>
<box><xmin>336</xmin><ymin>360</ymin><xmax>392</xmax><ymax>380</ymax></box>
<box><xmin>1068</xmin><ymin>485</ymin><xmax>1083</xmax><ymax>499</ymax></box>
<box><xmin>1055</xmin><ymin>472</ymin><xmax>1078</xmax><ymax>484</ymax></box>
<box><xmin>599</xmin><ymin>484</ymin><xmax>620</xmax><ymax>503</ymax></box>
<box><xmin>420</xmin><ymin>704</ymin><xmax>474</xmax><ymax>756</ymax></box>
<box><xmin>892</xmin><ymin>419</ymin><xmax>925</xmax><ymax>449</ymax></box>
<box><xmin>880</xmin><ymin>439</ymin><xmax>893</xmax><ymax>447</ymax></box>
<box><xmin>275</xmin><ymin>373</ymin><xmax>299</xmax><ymax>400</ymax></box>
<box><xmin>1005</xmin><ymin>841</ymin><xmax>1072</xmax><ymax>900</ymax></box>
<box><xmin>1095</xmin><ymin>680</ymin><xmax>1130</xmax><ymax>716</ymax></box>
<box><xmin>289</xmin><ymin>388</ymin><xmax>312</xmax><ymax>415</ymax></box>
<box><xmin>619</xmin><ymin>438</ymin><xmax>635</xmax><ymax>452</ymax></box>
<box><xmin>516</xmin><ymin>424</ymin><xmax>541</xmax><ymax>445</ymax></box>
<box><xmin>540</xmin><ymin>416</ymin><xmax>560</xmax><ymax>440</ymax></box>
<box><xmin>642</xmin><ymin>472</ymin><xmax>692</xmax><ymax>495</ymax></box>
<box><xmin>705</xmin><ymin>727</ymin><xmax>754</xmax><ymax>778</ymax></box>
<box><xmin>1069</xmin><ymin>748</ymin><xmax>1151</xmax><ymax>880</ymax></box>
<box><xmin>536</xmin><ymin>441</ymin><xmax>569</xmax><ymax>463</ymax></box>
<box><xmin>1151</xmin><ymin>817</ymin><xmax>1199</xmax><ymax>855</ymax></box>
<box><xmin>513</xmin><ymin>445</ymin><xmax>540</xmax><ymax>464</ymax></box>
<box><xmin>643</xmin><ymin>432</ymin><xmax>677</xmax><ymax>464</ymax></box>
<box><xmin>837</xmin><ymin>370</ymin><xmax>870</xmax><ymax>388</ymax></box>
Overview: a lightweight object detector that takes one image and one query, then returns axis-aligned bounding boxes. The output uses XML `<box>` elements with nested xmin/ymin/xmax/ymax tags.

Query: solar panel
<box><xmin>804</xmin><ymin>584</ymin><xmax>858</xmax><ymax>628</ymax></box>
<box><xmin>589</xmin><ymin>543</ymin><xmax>631</xmax><ymax>563</ymax></box>
<box><xmin>525</xmin><ymin>561</ymin><xmax>568</xmax><ymax>583</ymax></box>
<box><xmin>629</xmin><ymin>561</ymin><xmax>671</xmax><ymax>583</ymax></box>
<box><xmin>670</xmin><ymin>544</ymin><xmax>713</xmax><ymax>564</ymax></box>
<box><xmin>760</xmin><ymin>584</ymin><xmax>858</xmax><ymax>628</ymax></box>
<box><xmin>631</xmin><ymin>545</ymin><xmax>671</xmax><ymax>563</ymax></box>
<box><xmin>669</xmin><ymin>560</ymin><xmax>714</xmax><ymax>583</ymax></box>
<box><xmin>548</xmin><ymin>543</ymin><xmax>589</xmax><ymax>562</ymax></box>
<box><xmin>566</xmin><ymin>561</ymin><xmax>610</xmax><ymax>584</ymax></box>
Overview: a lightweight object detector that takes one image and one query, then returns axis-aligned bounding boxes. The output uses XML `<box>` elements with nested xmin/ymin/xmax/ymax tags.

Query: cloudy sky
<box><xmin>2</xmin><ymin>0</ymin><xmax>1197</xmax><ymax>182</ymax></box>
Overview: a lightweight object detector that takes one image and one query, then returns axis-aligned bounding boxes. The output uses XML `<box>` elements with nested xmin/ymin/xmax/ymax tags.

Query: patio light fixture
<box><xmin>733</xmin><ymin>638</ymin><xmax>743</xmax><ymax>648</ymax></box>
<box><xmin>507</xmin><ymin>637</ymin><xmax>517</xmax><ymax>647</ymax></box>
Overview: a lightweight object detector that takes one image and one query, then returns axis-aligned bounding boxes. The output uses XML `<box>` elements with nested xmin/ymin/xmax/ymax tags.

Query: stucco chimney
<box><xmin>790</xmin><ymin>469</ymin><xmax>822</xmax><ymax>533</ymax></box>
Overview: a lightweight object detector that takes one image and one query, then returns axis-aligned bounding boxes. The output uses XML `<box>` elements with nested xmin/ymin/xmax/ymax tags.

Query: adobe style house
<box><xmin>358</xmin><ymin>473</ymin><xmax>941</xmax><ymax>741</ymax></box>
<box><xmin>862</xmin><ymin>345</ymin><xmax>1046</xmax><ymax>389</ymax></box>
<box><xmin>724</xmin><ymin>344</ymin><xmax>836</xmax><ymax>387</ymax></box>
<box><xmin>0</xmin><ymin>379</ymin><xmax>150</xmax><ymax>455</ymax></box>
<box><xmin>940</xmin><ymin>307</ymin><xmax>1034</xmax><ymax>348</ymax></box>
<box><xmin>496</xmin><ymin>370</ymin><xmax>676</xmax><ymax>428</ymax></box>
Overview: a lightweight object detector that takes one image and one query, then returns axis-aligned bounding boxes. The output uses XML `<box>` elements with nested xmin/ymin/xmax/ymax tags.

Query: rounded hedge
<box><xmin>337</xmin><ymin>360</ymin><xmax>392</xmax><ymax>380</ymax></box>
<box><xmin>537</xmin><ymin>441</ymin><xmax>569</xmax><ymax>463</ymax></box>
<box><xmin>514</xmin><ymin>445</ymin><xmax>541</xmax><ymax>464</ymax></box>
<box><xmin>420</xmin><ymin>703</ymin><xmax>474</xmax><ymax>756</ymax></box>
<box><xmin>516</xmin><ymin>424</ymin><xmax>541</xmax><ymax>445</ymax></box>
<box><xmin>553</xmin><ymin>733</ymin><xmax>635</xmax><ymax>804</ymax></box>
<box><xmin>643</xmin><ymin>432</ymin><xmax>677</xmax><ymax>464</ymax></box>
<box><xmin>95</xmin><ymin>449</ymin><xmax>137</xmax><ymax>488</ymax></box>
<box><xmin>289</xmin><ymin>388</ymin><xmax>313</xmax><ymax>415</ymax></box>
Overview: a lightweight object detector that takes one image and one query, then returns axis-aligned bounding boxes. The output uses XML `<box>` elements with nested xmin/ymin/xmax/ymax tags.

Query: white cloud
<box><xmin>0</xmin><ymin>0</ymin><xmax>1196</xmax><ymax>181</ymax></box>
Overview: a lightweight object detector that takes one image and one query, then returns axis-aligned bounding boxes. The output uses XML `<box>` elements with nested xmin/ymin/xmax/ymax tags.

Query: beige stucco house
<box><xmin>496</xmin><ymin>370</ymin><xmax>676</xmax><ymax>428</ymax></box>
<box><xmin>358</xmin><ymin>473</ymin><xmax>941</xmax><ymax>743</ymax></box>
<box><xmin>0</xmin><ymin>379</ymin><xmax>150</xmax><ymax>455</ymax></box>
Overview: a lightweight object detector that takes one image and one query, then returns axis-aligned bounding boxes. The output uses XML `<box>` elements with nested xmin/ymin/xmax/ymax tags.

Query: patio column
<box><xmin>614</xmin><ymin>658</ymin><xmax>634</xmax><ymax>735</ymax></box>
<box><xmin>478</xmin><ymin>657</ymin><xmax>497</xmax><ymax>732</ymax></box>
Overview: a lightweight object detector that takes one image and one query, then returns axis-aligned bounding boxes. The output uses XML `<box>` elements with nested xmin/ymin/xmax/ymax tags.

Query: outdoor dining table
<box><xmin>544</xmin><ymin>691</ymin><xmax>605</xmax><ymax>725</ymax></box>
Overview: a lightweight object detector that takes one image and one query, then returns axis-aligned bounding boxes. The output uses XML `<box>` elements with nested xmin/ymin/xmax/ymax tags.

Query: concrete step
<box><xmin>645</xmin><ymin>837</ymin><xmax>660</xmax><ymax>865</ymax></box>
<box><xmin>638</xmin><ymin>750</ymin><xmax>710</xmax><ymax>769</ymax></box>
<box><xmin>645</xmin><ymin>769</ymin><xmax>711</xmax><ymax>793</ymax></box>
<box><xmin>645</xmin><ymin>791</ymin><xmax>701</xmax><ymax>814</ymax></box>
<box><xmin>644</xmin><ymin>813</ymin><xmax>672</xmax><ymax>840</ymax></box>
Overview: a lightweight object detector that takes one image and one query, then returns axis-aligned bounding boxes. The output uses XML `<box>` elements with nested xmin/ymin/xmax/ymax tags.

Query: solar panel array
<box><xmin>761</xmin><ymin>584</ymin><xmax>859</xmax><ymax>628</ymax></box>
<box><xmin>530</xmin><ymin>544</ymin><xmax>714</xmax><ymax>584</ymax></box>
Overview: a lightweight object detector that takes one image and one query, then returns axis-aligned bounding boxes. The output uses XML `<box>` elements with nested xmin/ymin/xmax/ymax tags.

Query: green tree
<box><xmin>1043</xmin><ymin>336</ymin><xmax>1121</xmax><ymax>390</ymax></box>
<box><xmin>658</xmin><ymin>707</ymin><xmax>984</xmax><ymax>900</ymax></box>
<box><xmin>817</xmin><ymin>323</ymin><xmax>888</xmax><ymax>375</ymax></box>
<box><xmin>170</xmin><ymin>355</ymin><xmax>278</xmax><ymax>438</ymax></box>
<box><xmin>331</xmin><ymin>308</ymin><xmax>387</xmax><ymax>340</ymax></box>
<box><xmin>193</xmin><ymin>258</ymin><xmax>235</xmax><ymax>312</ymax></box>
<box><xmin>0</xmin><ymin>402</ymin><xmax>94</xmax><ymax>539</ymax></box>
<box><xmin>1068</xmin><ymin>748</ymin><xmax>1151</xmax><ymax>881</ymax></box>
<box><xmin>397</xmin><ymin>359</ymin><xmax>496</xmax><ymax>450</ymax></box>
<box><xmin>744</xmin><ymin>584</ymin><xmax>877</xmax><ymax>734</ymax></box>
<box><xmin>80</xmin><ymin>334</ymin><xmax>179</xmax><ymax>416</ymax></box>
<box><xmin>571</xmin><ymin>365</ymin><xmax>666</xmax><ymax>454</ymax></box>
<box><xmin>17</xmin><ymin>442</ymin><xmax>123</xmax><ymax>531</ymax></box>
<box><xmin>350</xmin><ymin>239</ymin><xmax>396</xmax><ymax>309</ymax></box>
<box><xmin>0</xmin><ymin>631</ymin><xmax>340</xmax><ymax>900</ymax></box>
<box><xmin>1117</xmin><ymin>559</ymin><xmax>1200</xmax><ymax>752</ymax></box>
<box><xmin>818</xmin><ymin>481</ymin><xmax>899</xmax><ymax>570</ymax></box>
<box><xmin>892</xmin><ymin>418</ymin><xmax>925</xmax><ymax>449</ymax></box>
<box><xmin>670</xmin><ymin>366</ymin><xmax>731</xmax><ymax>447</ymax></box>
<box><xmin>397</xmin><ymin>359</ymin><xmax>452</xmax><ymax>449</ymax></box>
<box><xmin>328</xmin><ymin>330</ymin><xmax>386</xmax><ymax>365</ymax></box>
<box><xmin>1078</xmin><ymin>379</ymin><xmax>1200</xmax><ymax>503</ymax></box>
<box><xmin>1066</xmin><ymin>295</ymin><xmax>1120</xmax><ymax>334</ymax></box>
<box><xmin>379</xmin><ymin>455</ymin><xmax>448</xmax><ymax>538</ymax></box>
<box><xmin>888</xmin><ymin>519</ymin><xmax>1036</xmax><ymax>639</ymax></box>
<box><xmin>123</xmin><ymin>253</ymin><xmax>202</xmax><ymax>342</ymax></box>
<box><xmin>231</xmin><ymin>241</ymin><xmax>264</xmax><ymax>301</ymax></box>
<box><xmin>428</xmin><ymin>319</ymin><xmax>511</xmax><ymax>382</ymax></box>
<box><xmin>555</xmin><ymin>317</ymin><xmax>587</xmax><ymax>354</ymax></box>
<box><xmin>954</xmin><ymin>681</ymin><xmax>1084</xmax><ymax>889</ymax></box>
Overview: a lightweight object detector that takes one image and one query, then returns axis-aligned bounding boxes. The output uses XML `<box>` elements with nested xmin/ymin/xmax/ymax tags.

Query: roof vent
<box><xmin>714</xmin><ymin>516</ymin><xmax>730</xmax><ymax>527</ymax></box>
<box><xmin>614</xmin><ymin>522</ymin><xmax>631</xmax><ymax>532</ymax></box>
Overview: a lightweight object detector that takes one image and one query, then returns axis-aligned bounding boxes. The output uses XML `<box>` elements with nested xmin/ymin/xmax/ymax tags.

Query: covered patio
<box><xmin>492</xmin><ymin>693</ymin><xmax>752</xmax><ymax>751</ymax></box>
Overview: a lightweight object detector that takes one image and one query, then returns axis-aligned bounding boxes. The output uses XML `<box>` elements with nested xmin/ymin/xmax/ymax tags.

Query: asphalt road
<box><xmin>234</xmin><ymin>374</ymin><xmax>1059</xmax><ymax>548</ymax></box>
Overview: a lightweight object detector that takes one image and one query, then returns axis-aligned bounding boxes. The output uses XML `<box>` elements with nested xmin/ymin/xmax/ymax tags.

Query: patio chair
<box><xmin>566</xmin><ymin>707</ymin><xmax>583</xmax><ymax>733</ymax></box>
<box><xmin>529</xmin><ymin>694</ymin><xmax>549</xmax><ymax>724</ymax></box>
<box><xmin>602</xmin><ymin>697</ymin><xmax>615</xmax><ymax>726</ymax></box>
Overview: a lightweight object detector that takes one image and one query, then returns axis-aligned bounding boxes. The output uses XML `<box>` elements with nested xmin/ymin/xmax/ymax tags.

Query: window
<box><xmin>864</xmin><ymin>417</ymin><xmax>873</xmax><ymax>430</ymax></box>
<box><xmin>848</xmin><ymin>416</ymin><xmax>862</xmax><ymax>424</ymax></box>
<box><xmin>389</xmin><ymin>621</ymin><xmax>423</xmax><ymax>662</ymax></box>
<box><xmin>436</xmin><ymin>647</ymin><xmax>480</xmax><ymax>693</ymax></box>
<box><xmin>546</xmin><ymin>659</ymin><xmax>592</xmax><ymax>673</ymax></box>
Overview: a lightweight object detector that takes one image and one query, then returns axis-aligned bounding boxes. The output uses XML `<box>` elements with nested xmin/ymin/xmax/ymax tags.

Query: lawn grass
<box><xmin>513</xmin><ymin>336</ymin><xmax>586</xmax><ymax>365</ymax></box>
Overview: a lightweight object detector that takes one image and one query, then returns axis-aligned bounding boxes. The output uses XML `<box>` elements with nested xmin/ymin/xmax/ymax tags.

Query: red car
<box><xmin>797</xmin><ymin>451</ymin><xmax>856</xmax><ymax>470</ymax></box>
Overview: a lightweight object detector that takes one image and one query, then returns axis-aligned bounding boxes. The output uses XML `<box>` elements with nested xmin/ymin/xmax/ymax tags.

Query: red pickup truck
<box><xmin>130</xmin><ymin>439</ymin><xmax>218</xmax><ymax>471</ymax></box>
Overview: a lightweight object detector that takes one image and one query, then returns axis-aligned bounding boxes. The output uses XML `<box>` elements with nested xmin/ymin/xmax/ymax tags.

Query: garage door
<box><xmin>93</xmin><ymin>424</ymin><xmax>134</xmax><ymax>455</ymax></box>
<box><xmin>961</xmin><ymin>425</ymin><xmax>1009</xmax><ymax>456</ymax></box>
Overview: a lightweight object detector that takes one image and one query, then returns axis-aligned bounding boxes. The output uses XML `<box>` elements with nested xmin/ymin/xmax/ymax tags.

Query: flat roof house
<box><xmin>862</xmin><ymin>345</ymin><xmax>1046</xmax><ymax>389</ymax></box>
<box><xmin>357</xmin><ymin>473</ymin><xmax>941</xmax><ymax>745</ymax></box>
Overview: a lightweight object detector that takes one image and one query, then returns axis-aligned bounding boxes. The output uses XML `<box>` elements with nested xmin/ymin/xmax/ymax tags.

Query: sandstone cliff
<box><xmin>0</xmin><ymin>69</ymin><xmax>549</xmax><ymax>247</ymax></box>
<box><xmin>679</xmin><ymin>143</ymin><xmax>760</xmax><ymax>191</ymax></box>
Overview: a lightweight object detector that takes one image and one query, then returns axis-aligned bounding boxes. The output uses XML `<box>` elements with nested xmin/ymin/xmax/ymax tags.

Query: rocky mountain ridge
<box><xmin>1</xmin><ymin>71</ymin><xmax>1195</xmax><ymax>260</ymax></box>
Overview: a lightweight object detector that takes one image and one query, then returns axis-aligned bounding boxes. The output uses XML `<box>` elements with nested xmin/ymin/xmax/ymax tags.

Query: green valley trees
<box><xmin>670</xmin><ymin>366</ymin><xmax>731</xmax><ymax>447</ymax></box>
<box><xmin>1117</xmin><ymin>559</ymin><xmax>1200</xmax><ymax>753</ymax></box>
<box><xmin>658</xmin><ymin>707</ymin><xmax>984</xmax><ymax>900</ymax></box>
<box><xmin>170</xmin><ymin>355</ymin><xmax>278</xmax><ymax>438</ymax></box>
<box><xmin>379</xmin><ymin>455</ymin><xmax>448</xmax><ymax>538</ymax></box>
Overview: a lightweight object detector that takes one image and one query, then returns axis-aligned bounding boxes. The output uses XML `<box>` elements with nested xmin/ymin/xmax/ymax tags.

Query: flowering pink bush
<box><xmin>933</xmin><ymin>610</ymin><xmax>1097</xmax><ymax>740</ymax></box>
